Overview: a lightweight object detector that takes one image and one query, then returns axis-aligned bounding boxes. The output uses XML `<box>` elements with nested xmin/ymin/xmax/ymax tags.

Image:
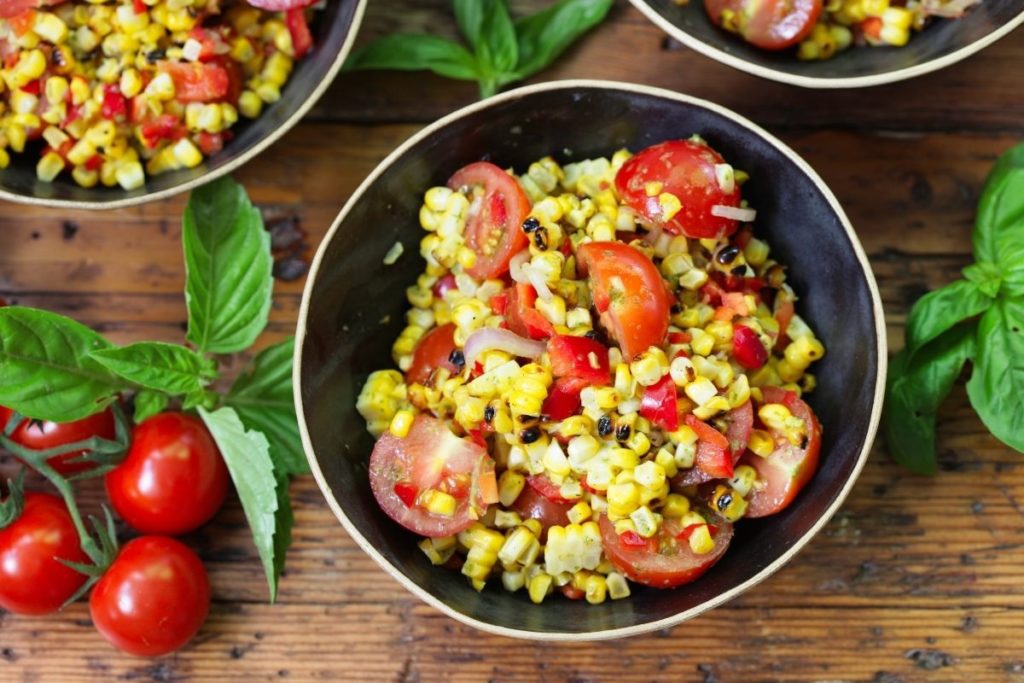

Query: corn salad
<box><xmin>0</xmin><ymin>0</ymin><xmax>314</xmax><ymax>189</ymax></box>
<box><xmin>357</xmin><ymin>138</ymin><xmax>826</xmax><ymax>604</ymax></box>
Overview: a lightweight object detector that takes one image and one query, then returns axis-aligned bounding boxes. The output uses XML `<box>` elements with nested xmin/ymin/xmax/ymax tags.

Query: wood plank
<box><xmin>312</xmin><ymin>0</ymin><xmax>1024</xmax><ymax>134</ymax></box>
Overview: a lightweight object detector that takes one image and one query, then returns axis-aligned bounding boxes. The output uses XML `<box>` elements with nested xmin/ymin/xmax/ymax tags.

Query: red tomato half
<box><xmin>547</xmin><ymin>335</ymin><xmax>611</xmax><ymax>386</ymax></box>
<box><xmin>615</xmin><ymin>140</ymin><xmax>741</xmax><ymax>239</ymax></box>
<box><xmin>503</xmin><ymin>283</ymin><xmax>555</xmax><ymax>340</ymax></box>
<box><xmin>90</xmin><ymin>536</ymin><xmax>209</xmax><ymax>657</ymax></box>
<box><xmin>598</xmin><ymin>514</ymin><xmax>733</xmax><ymax>588</ymax></box>
<box><xmin>0</xmin><ymin>492</ymin><xmax>89</xmax><ymax>615</ymax></box>
<box><xmin>705</xmin><ymin>0</ymin><xmax>823</xmax><ymax>50</ymax></box>
<box><xmin>105</xmin><ymin>413</ymin><xmax>229</xmax><ymax>536</ymax></box>
<box><xmin>576</xmin><ymin>242</ymin><xmax>671</xmax><ymax>360</ymax></box>
<box><xmin>743</xmin><ymin>388</ymin><xmax>821</xmax><ymax>517</ymax></box>
<box><xmin>447</xmin><ymin>162</ymin><xmax>530</xmax><ymax>280</ymax></box>
<box><xmin>0</xmin><ymin>405</ymin><xmax>115</xmax><ymax>476</ymax></box>
<box><xmin>369</xmin><ymin>415</ymin><xmax>498</xmax><ymax>537</ymax></box>
<box><xmin>406</xmin><ymin>323</ymin><xmax>459</xmax><ymax>386</ymax></box>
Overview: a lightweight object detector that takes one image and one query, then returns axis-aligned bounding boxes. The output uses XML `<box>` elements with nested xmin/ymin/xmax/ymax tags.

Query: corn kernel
<box><xmin>36</xmin><ymin>151</ymin><xmax>65</xmax><ymax>182</ymax></box>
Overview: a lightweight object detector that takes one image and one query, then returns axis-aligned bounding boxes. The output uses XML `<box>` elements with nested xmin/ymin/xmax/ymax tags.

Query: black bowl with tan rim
<box><xmin>629</xmin><ymin>0</ymin><xmax>1024</xmax><ymax>88</ymax></box>
<box><xmin>295</xmin><ymin>80</ymin><xmax>886</xmax><ymax>640</ymax></box>
<box><xmin>0</xmin><ymin>0</ymin><xmax>365</xmax><ymax>209</ymax></box>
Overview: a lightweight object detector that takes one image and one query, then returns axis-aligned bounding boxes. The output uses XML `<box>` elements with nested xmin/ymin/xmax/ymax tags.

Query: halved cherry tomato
<box><xmin>639</xmin><ymin>374</ymin><xmax>679</xmax><ymax>431</ymax></box>
<box><xmin>614</xmin><ymin>140</ymin><xmax>741</xmax><ymax>239</ymax></box>
<box><xmin>447</xmin><ymin>162</ymin><xmax>530</xmax><ymax>280</ymax></box>
<box><xmin>157</xmin><ymin>61</ymin><xmax>229</xmax><ymax>103</ymax></box>
<box><xmin>675</xmin><ymin>401</ymin><xmax>753</xmax><ymax>486</ymax></box>
<box><xmin>503</xmin><ymin>283</ymin><xmax>554</xmax><ymax>340</ymax></box>
<box><xmin>368</xmin><ymin>415</ymin><xmax>497</xmax><ymax>537</ymax></box>
<box><xmin>733</xmin><ymin>324</ymin><xmax>768</xmax><ymax>370</ymax></box>
<box><xmin>0</xmin><ymin>405</ymin><xmax>115</xmax><ymax>476</ymax></box>
<box><xmin>547</xmin><ymin>335</ymin><xmax>611</xmax><ymax>386</ymax></box>
<box><xmin>576</xmin><ymin>242</ymin><xmax>671</xmax><ymax>360</ymax></box>
<box><xmin>509</xmin><ymin>483</ymin><xmax>571</xmax><ymax>541</ymax></box>
<box><xmin>542</xmin><ymin>377</ymin><xmax>586</xmax><ymax>421</ymax></box>
<box><xmin>526</xmin><ymin>474</ymin><xmax>570</xmax><ymax>504</ymax></box>
<box><xmin>705</xmin><ymin>0</ymin><xmax>823</xmax><ymax>50</ymax></box>
<box><xmin>406</xmin><ymin>323</ymin><xmax>459</xmax><ymax>386</ymax></box>
<box><xmin>599</xmin><ymin>514</ymin><xmax>733</xmax><ymax>588</ymax></box>
<box><xmin>743</xmin><ymin>388</ymin><xmax>821</xmax><ymax>517</ymax></box>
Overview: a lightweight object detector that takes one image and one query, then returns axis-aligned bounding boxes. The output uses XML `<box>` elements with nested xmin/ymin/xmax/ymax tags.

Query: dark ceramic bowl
<box><xmin>630</xmin><ymin>0</ymin><xmax>1024</xmax><ymax>88</ymax></box>
<box><xmin>295</xmin><ymin>80</ymin><xmax>886</xmax><ymax>640</ymax></box>
<box><xmin>0</xmin><ymin>0</ymin><xmax>365</xmax><ymax>209</ymax></box>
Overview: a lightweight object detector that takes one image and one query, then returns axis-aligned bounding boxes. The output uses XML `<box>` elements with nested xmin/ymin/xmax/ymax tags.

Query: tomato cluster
<box><xmin>0</xmin><ymin>408</ymin><xmax>228</xmax><ymax>657</ymax></box>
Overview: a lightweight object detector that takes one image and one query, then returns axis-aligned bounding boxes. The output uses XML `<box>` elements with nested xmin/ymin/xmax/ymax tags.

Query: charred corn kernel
<box><xmin>684</xmin><ymin>377</ymin><xmax>718</xmax><ymax>406</ymax></box>
<box><xmin>528</xmin><ymin>573</ymin><xmax>553</xmax><ymax>604</ymax></box>
<box><xmin>36</xmin><ymin>152</ymin><xmax>65</xmax><ymax>182</ymax></box>
<box><xmin>730</xmin><ymin>465</ymin><xmax>758</xmax><ymax>497</ymax></box>
<box><xmin>669</xmin><ymin>356</ymin><xmax>697</xmax><ymax>387</ymax></box>
<box><xmin>748</xmin><ymin>428</ymin><xmax>774</xmax><ymax>457</ymax></box>
<box><xmin>606</xmin><ymin>572</ymin><xmax>631</xmax><ymax>600</ymax></box>
<box><xmin>711</xmin><ymin>484</ymin><xmax>748</xmax><ymax>522</ymax></box>
<box><xmin>630</xmin><ymin>347</ymin><xmax>668</xmax><ymax>386</ymax></box>
<box><xmin>629</xmin><ymin>505</ymin><xmax>660</xmax><ymax>538</ymax></box>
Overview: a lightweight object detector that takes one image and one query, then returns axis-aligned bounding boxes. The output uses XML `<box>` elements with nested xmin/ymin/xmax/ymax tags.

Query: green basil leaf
<box><xmin>199</xmin><ymin>406</ymin><xmax>284</xmax><ymax>602</ymax></box>
<box><xmin>974</xmin><ymin>142</ymin><xmax>1024</xmax><ymax>268</ymax></box>
<box><xmin>132</xmin><ymin>389</ymin><xmax>169</xmax><ymax>424</ymax></box>
<box><xmin>904</xmin><ymin>279</ymin><xmax>991</xmax><ymax>358</ymax></box>
<box><xmin>344</xmin><ymin>35</ymin><xmax>479</xmax><ymax>81</ymax></box>
<box><xmin>273</xmin><ymin>474</ymin><xmax>293</xmax><ymax>585</ymax></box>
<box><xmin>884</xmin><ymin>323</ymin><xmax>976</xmax><ymax>475</ymax></box>
<box><xmin>966</xmin><ymin>298</ymin><xmax>1024</xmax><ymax>453</ymax></box>
<box><xmin>453</xmin><ymin>0</ymin><xmax>485</xmax><ymax>50</ymax></box>
<box><xmin>475</xmin><ymin>0</ymin><xmax>518</xmax><ymax>77</ymax></box>
<box><xmin>962</xmin><ymin>261</ymin><xmax>1002</xmax><ymax>298</ymax></box>
<box><xmin>226</xmin><ymin>338</ymin><xmax>308</xmax><ymax>475</ymax></box>
<box><xmin>510</xmin><ymin>0</ymin><xmax>613</xmax><ymax>81</ymax></box>
<box><xmin>0</xmin><ymin>307</ymin><xmax>124</xmax><ymax>422</ymax></box>
<box><xmin>183</xmin><ymin>176</ymin><xmax>273</xmax><ymax>355</ymax></box>
<box><xmin>91</xmin><ymin>342</ymin><xmax>215</xmax><ymax>396</ymax></box>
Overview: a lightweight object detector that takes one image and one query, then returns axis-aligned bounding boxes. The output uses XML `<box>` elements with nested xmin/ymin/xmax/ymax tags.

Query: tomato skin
<box><xmin>675</xmin><ymin>401</ymin><xmax>753</xmax><ymax>487</ymax></box>
<box><xmin>733</xmin><ymin>324</ymin><xmax>768</xmax><ymax>369</ymax></box>
<box><xmin>0</xmin><ymin>492</ymin><xmax>89</xmax><ymax>615</ymax></box>
<box><xmin>504</xmin><ymin>284</ymin><xmax>555</xmax><ymax>340</ymax></box>
<box><xmin>598</xmin><ymin>514</ymin><xmax>733</xmax><ymax>588</ymax></box>
<box><xmin>447</xmin><ymin>162</ymin><xmax>531</xmax><ymax>280</ymax></box>
<box><xmin>157</xmin><ymin>61</ymin><xmax>230</xmax><ymax>103</ymax></box>
<box><xmin>705</xmin><ymin>0</ymin><xmax>822</xmax><ymax>50</ymax></box>
<box><xmin>615</xmin><ymin>140</ymin><xmax>741</xmax><ymax>239</ymax></box>
<box><xmin>576</xmin><ymin>242</ymin><xmax>672</xmax><ymax>360</ymax></box>
<box><xmin>509</xmin><ymin>484</ymin><xmax>571</xmax><ymax>541</ymax></box>
<box><xmin>90</xmin><ymin>536</ymin><xmax>209</xmax><ymax>657</ymax></box>
<box><xmin>106</xmin><ymin>413</ymin><xmax>228</xmax><ymax>536</ymax></box>
<box><xmin>284</xmin><ymin>8</ymin><xmax>313</xmax><ymax>59</ymax></box>
<box><xmin>547</xmin><ymin>335</ymin><xmax>611</xmax><ymax>386</ymax></box>
<box><xmin>743</xmin><ymin>388</ymin><xmax>821</xmax><ymax>518</ymax></box>
<box><xmin>639</xmin><ymin>375</ymin><xmax>679</xmax><ymax>431</ymax></box>
<box><xmin>0</xmin><ymin>405</ymin><xmax>115</xmax><ymax>476</ymax></box>
<box><xmin>406</xmin><ymin>323</ymin><xmax>460</xmax><ymax>386</ymax></box>
<box><xmin>369</xmin><ymin>415</ymin><xmax>497</xmax><ymax>538</ymax></box>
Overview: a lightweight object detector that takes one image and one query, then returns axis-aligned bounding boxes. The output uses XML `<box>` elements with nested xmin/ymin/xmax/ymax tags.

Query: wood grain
<box><xmin>2</xmin><ymin>0</ymin><xmax>1024</xmax><ymax>681</ymax></box>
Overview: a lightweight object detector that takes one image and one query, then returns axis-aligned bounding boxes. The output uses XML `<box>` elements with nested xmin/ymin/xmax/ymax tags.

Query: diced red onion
<box><xmin>526</xmin><ymin>265</ymin><xmax>553</xmax><ymax>301</ymax></box>
<box><xmin>463</xmin><ymin>328</ymin><xmax>546</xmax><ymax>368</ymax></box>
<box><xmin>711</xmin><ymin>205</ymin><xmax>757</xmax><ymax>222</ymax></box>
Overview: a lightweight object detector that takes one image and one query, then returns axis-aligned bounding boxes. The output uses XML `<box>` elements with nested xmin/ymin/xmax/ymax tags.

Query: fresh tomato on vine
<box><xmin>0</xmin><ymin>491</ymin><xmax>89</xmax><ymax>615</ymax></box>
<box><xmin>90</xmin><ymin>536</ymin><xmax>210</xmax><ymax>657</ymax></box>
<box><xmin>105</xmin><ymin>413</ymin><xmax>229</xmax><ymax>536</ymax></box>
<box><xmin>0</xmin><ymin>405</ymin><xmax>116</xmax><ymax>476</ymax></box>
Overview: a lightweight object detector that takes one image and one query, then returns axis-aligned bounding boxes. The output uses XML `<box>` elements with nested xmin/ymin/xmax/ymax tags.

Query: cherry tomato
<box><xmin>90</xmin><ymin>536</ymin><xmax>209</xmax><ymax>657</ymax></box>
<box><xmin>106</xmin><ymin>413</ymin><xmax>228</xmax><ymax>536</ymax></box>
<box><xmin>576</xmin><ymin>242</ymin><xmax>671</xmax><ymax>360</ymax></box>
<box><xmin>615</xmin><ymin>140</ymin><xmax>742</xmax><ymax>239</ymax></box>
<box><xmin>369</xmin><ymin>415</ymin><xmax>498</xmax><ymax>537</ymax></box>
<box><xmin>675</xmin><ymin>401</ymin><xmax>753</xmax><ymax>486</ymax></box>
<box><xmin>157</xmin><ymin>61</ymin><xmax>230</xmax><ymax>103</ymax></box>
<box><xmin>547</xmin><ymin>335</ymin><xmax>611</xmax><ymax>386</ymax></box>
<box><xmin>733</xmin><ymin>324</ymin><xmax>768</xmax><ymax>369</ymax></box>
<box><xmin>639</xmin><ymin>375</ymin><xmax>679</xmax><ymax>431</ymax></box>
<box><xmin>598</xmin><ymin>514</ymin><xmax>733</xmax><ymax>588</ymax></box>
<box><xmin>447</xmin><ymin>162</ymin><xmax>530</xmax><ymax>280</ymax></box>
<box><xmin>0</xmin><ymin>492</ymin><xmax>89</xmax><ymax>615</ymax></box>
<box><xmin>406</xmin><ymin>323</ymin><xmax>460</xmax><ymax>386</ymax></box>
<box><xmin>705</xmin><ymin>0</ymin><xmax>822</xmax><ymax>50</ymax></box>
<box><xmin>743</xmin><ymin>388</ymin><xmax>821</xmax><ymax>517</ymax></box>
<box><xmin>0</xmin><ymin>405</ymin><xmax>115</xmax><ymax>476</ymax></box>
<box><xmin>509</xmin><ymin>483</ymin><xmax>571</xmax><ymax>542</ymax></box>
<box><xmin>503</xmin><ymin>283</ymin><xmax>555</xmax><ymax>340</ymax></box>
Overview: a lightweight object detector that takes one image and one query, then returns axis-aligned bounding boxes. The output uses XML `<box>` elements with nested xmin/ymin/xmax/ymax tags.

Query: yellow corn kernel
<box><xmin>584</xmin><ymin>574</ymin><xmax>607</xmax><ymax>604</ymax></box>
<box><xmin>71</xmin><ymin>165</ymin><xmax>98</xmax><ymax>188</ymax></box>
<box><xmin>606</xmin><ymin>572</ymin><xmax>631</xmax><ymax>600</ymax></box>
<box><xmin>693</xmin><ymin>395</ymin><xmax>731</xmax><ymax>421</ymax></box>
<box><xmin>421</xmin><ymin>489</ymin><xmax>457</xmax><ymax>517</ymax></box>
<box><xmin>255</xmin><ymin>80</ymin><xmax>280</xmax><ymax>104</ymax></box>
<box><xmin>607</xmin><ymin>482</ymin><xmax>640</xmax><ymax>515</ymax></box>
<box><xmin>99</xmin><ymin>160</ymin><xmax>118</xmax><ymax>187</ymax></box>
<box><xmin>69</xmin><ymin>76</ymin><xmax>90</xmax><ymax>105</ymax></box>
<box><xmin>119</xmin><ymin>68</ymin><xmax>142</xmax><ymax>98</ymax></box>
<box><xmin>730</xmin><ymin>465</ymin><xmax>758</xmax><ymax>497</ymax></box>
<box><xmin>114</xmin><ymin>160</ymin><xmax>144</xmax><ymax>191</ymax></box>
<box><xmin>36</xmin><ymin>152</ymin><xmax>65</xmax><ymax>182</ymax></box>
<box><xmin>567</xmin><ymin>500</ymin><xmax>592</xmax><ymax>525</ymax></box>
<box><xmin>629</xmin><ymin>505</ymin><xmax>660</xmax><ymax>538</ymax></box>
<box><xmin>41</xmin><ymin>126</ymin><xmax>69</xmax><ymax>150</ymax></box>
<box><xmin>388</xmin><ymin>409</ymin><xmax>414</xmax><ymax>438</ymax></box>
<box><xmin>629</xmin><ymin>347</ymin><xmax>668</xmax><ymax>387</ymax></box>
<box><xmin>654</xmin><ymin>447</ymin><xmax>678</xmax><ymax>478</ymax></box>
<box><xmin>43</xmin><ymin>76</ymin><xmax>68</xmax><ymax>107</ymax></box>
<box><xmin>497</xmin><ymin>470</ymin><xmax>525</xmax><ymax>507</ymax></box>
<box><xmin>684</xmin><ymin>377</ymin><xmax>718</xmax><ymax>407</ymax></box>
<box><xmin>115</xmin><ymin>3</ymin><xmax>149</xmax><ymax>33</ymax></box>
<box><xmin>662</xmin><ymin>493</ymin><xmax>691</xmax><ymax>518</ymax></box>
<box><xmin>528</xmin><ymin>573</ymin><xmax>552</xmax><ymax>604</ymax></box>
<box><xmin>144</xmin><ymin>72</ymin><xmax>175</xmax><ymax>100</ymax></box>
<box><xmin>171</xmin><ymin>138</ymin><xmax>203</xmax><ymax>169</ymax></box>
<box><xmin>688</xmin><ymin>523</ymin><xmax>715</xmax><ymax>554</ymax></box>
<box><xmin>262</xmin><ymin>51</ymin><xmax>293</xmax><ymax>87</ymax></box>
<box><xmin>748</xmin><ymin>428</ymin><xmax>774</xmax><ymax>458</ymax></box>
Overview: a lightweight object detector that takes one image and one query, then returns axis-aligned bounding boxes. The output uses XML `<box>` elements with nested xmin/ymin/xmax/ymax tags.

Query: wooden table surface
<box><xmin>3</xmin><ymin>1</ymin><xmax>1024</xmax><ymax>680</ymax></box>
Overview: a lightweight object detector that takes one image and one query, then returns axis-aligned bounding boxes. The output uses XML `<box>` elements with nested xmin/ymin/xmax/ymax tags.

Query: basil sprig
<box><xmin>0</xmin><ymin>176</ymin><xmax>302</xmax><ymax>600</ymax></box>
<box><xmin>345</xmin><ymin>0</ymin><xmax>613</xmax><ymax>98</ymax></box>
<box><xmin>885</xmin><ymin>142</ymin><xmax>1024</xmax><ymax>473</ymax></box>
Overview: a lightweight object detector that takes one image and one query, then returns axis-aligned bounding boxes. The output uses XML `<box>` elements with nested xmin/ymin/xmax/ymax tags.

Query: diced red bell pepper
<box><xmin>100</xmin><ymin>85</ymin><xmax>128</xmax><ymax>120</ymax></box>
<box><xmin>639</xmin><ymin>374</ymin><xmax>679</xmax><ymax>431</ymax></box>
<box><xmin>547</xmin><ymin>335</ymin><xmax>611</xmax><ymax>386</ymax></box>
<box><xmin>467</xmin><ymin>428</ymin><xmax>488</xmax><ymax>449</ymax></box>
<box><xmin>620</xmin><ymin>530</ymin><xmax>653</xmax><ymax>549</ymax></box>
<box><xmin>21</xmin><ymin>78</ymin><xmax>41</xmax><ymax>95</ymax></box>
<box><xmin>685</xmin><ymin>413</ymin><xmax>734</xmax><ymax>479</ymax></box>
<box><xmin>139</xmin><ymin>113</ymin><xmax>187</xmax><ymax>147</ymax></box>
<box><xmin>542</xmin><ymin>377</ymin><xmax>587</xmax><ymax>421</ymax></box>
<box><xmin>132</xmin><ymin>0</ymin><xmax>146</xmax><ymax>13</ymax></box>
<box><xmin>84</xmin><ymin>154</ymin><xmax>103</xmax><ymax>172</ymax></box>
<box><xmin>732</xmin><ymin>324</ymin><xmax>768</xmax><ymax>370</ymax></box>
<box><xmin>504</xmin><ymin>284</ymin><xmax>554</xmax><ymax>340</ymax></box>
<box><xmin>285</xmin><ymin>7</ymin><xmax>314</xmax><ymax>59</ymax></box>
<box><xmin>668</xmin><ymin>331</ymin><xmax>691</xmax><ymax>345</ymax></box>
<box><xmin>393</xmin><ymin>481</ymin><xmax>418</xmax><ymax>508</ymax></box>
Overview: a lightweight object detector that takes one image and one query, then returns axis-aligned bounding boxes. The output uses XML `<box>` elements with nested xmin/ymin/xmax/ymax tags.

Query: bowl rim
<box><xmin>0</xmin><ymin>0</ymin><xmax>367</xmax><ymax>210</ymax></box>
<box><xmin>628</xmin><ymin>0</ymin><xmax>1024</xmax><ymax>89</ymax></box>
<box><xmin>294</xmin><ymin>78</ymin><xmax>888</xmax><ymax>641</ymax></box>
